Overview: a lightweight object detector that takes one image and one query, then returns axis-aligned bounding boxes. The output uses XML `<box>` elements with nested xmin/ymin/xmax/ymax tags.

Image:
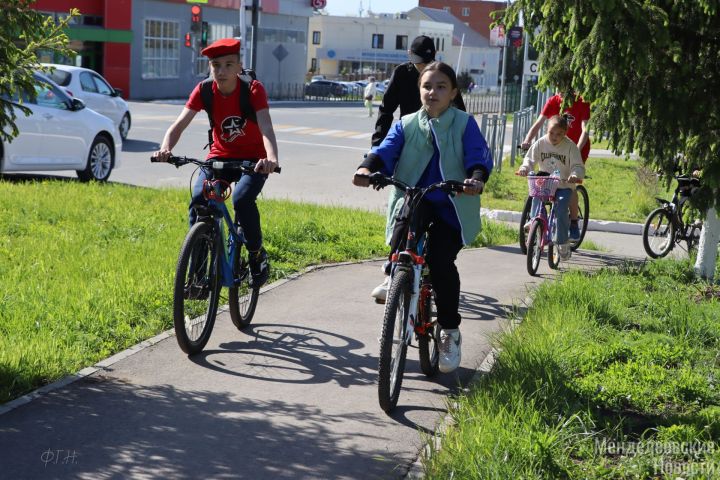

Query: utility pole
<box><xmin>250</xmin><ymin>0</ymin><xmax>260</xmax><ymax>70</ymax></box>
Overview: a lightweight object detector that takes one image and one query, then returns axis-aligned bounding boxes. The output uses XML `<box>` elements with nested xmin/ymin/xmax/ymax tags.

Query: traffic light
<box><xmin>201</xmin><ymin>21</ymin><xmax>209</xmax><ymax>47</ymax></box>
<box><xmin>185</xmin><ymin>32</ymin><xmax>192</xmax><ymax>48</ymax></box>
<box><xmin>190</xmin><ymin>5</ymin><xmax>202</xmax><ymax>33</ymax></box>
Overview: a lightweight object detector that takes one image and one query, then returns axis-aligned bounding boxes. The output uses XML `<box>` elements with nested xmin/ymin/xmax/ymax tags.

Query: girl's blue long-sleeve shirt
<box><xmin>367</xmin><ymin>115</ymin><xmax>493</xmax><ymax>231</ymax></box>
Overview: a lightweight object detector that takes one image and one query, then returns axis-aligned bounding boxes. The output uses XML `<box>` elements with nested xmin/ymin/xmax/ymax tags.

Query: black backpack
<box><xmin>199</xmin><ymin>69</ymin><xmax>258</xmax><ymax>148</ymax></box>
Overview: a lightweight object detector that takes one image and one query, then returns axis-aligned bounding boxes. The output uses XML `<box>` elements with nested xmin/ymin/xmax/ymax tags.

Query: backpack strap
<box><xmin>239</xmin><ymin>77</ymin><xmax>257</xmax><ymax>124</ymax></box>
<box><xmin>199</xmin><ymin>78</ymin><xmax>215</xmax><ymax>149</ymax></box>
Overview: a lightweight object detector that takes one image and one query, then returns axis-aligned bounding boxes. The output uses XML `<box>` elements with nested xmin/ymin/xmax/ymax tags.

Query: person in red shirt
<box><xmin>152</xmin><ymin>38</ymin><xmax>279</xmax><ymax>287</ymax></box>
<box><xmin>521</xmin><ymin>92</ymin><xmax>590</xmax><ymax>240</ymax></box>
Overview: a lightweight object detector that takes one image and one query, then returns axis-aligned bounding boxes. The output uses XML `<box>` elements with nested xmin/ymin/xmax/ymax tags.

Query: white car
<box><xmin>43</xmin><ymin>63</ymin><xmax>131</xmax><ymax>140</ymax></box>
<box><xmin>1</xmin><ymin>72</ymin><xmax>122</xmax><ymax>182</ymax></box>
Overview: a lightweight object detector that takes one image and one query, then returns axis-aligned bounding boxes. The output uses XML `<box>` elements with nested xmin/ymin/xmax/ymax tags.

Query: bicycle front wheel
<box><xmin>643</xmin><ymin>208</ymin><xmax>675</xmax><ymax>258</ymax></box>
<box><xmin>378</xmin><ymin>269</ymin><xmax>411</xmax><ymax>413</ymax></box>
<box><xmin>229</xmin><ymin>243</ymin><xmax>259</xmax><ymax>330</ymax></box>
<box><xmin>173</xmin><ymin>222</ymin><xmax>221</xmax><ymax>355</ymax></box>
<box><xmin>570</xmin><ymin>185</ymin><xmax>589</xmax><ymax>251</ymax></box>
<box><xmin>526</xmin><ymin>220</ymin><xmax>543</xmax><ymax>276</ymax></box>
<box><xmin>519</xmin><ymin>196</ymin><xmax>532</xmax><ymax>255</ymax></box>
<box><xmin>417</xmin><ymin>283</ymin><xmax>440</xmax><ymax>377</ymax></box>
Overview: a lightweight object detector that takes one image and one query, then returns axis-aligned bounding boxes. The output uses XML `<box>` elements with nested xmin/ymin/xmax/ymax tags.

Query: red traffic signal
<box><xmin>185</xmin><ymin>32</ymin><xmax>192</xmax><ymax>47</ymax></box>
<box><xmin>191</xmin><ymin>5</ymin><xmax>202</xmax><ymax>32</ymax></box>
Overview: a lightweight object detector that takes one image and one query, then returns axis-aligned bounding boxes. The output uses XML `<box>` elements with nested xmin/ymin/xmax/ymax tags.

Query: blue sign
<box><xmin>327</xmin><ymin>49</ymin><xmax>336</xmax><ymax>58</ymax></box>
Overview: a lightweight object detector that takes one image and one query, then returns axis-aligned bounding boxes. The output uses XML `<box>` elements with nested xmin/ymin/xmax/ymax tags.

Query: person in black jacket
<box><xmin>371</xmin><ymin>35</ymin><xmax>466</xmax><ymax>147</ymax></box>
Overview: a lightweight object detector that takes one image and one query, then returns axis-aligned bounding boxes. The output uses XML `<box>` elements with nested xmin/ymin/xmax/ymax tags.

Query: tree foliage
<box><xmin>504</xmin><ymin>0</ymin><xmax>720</xmax><ymax>210</ymax></box>
<box><xmin>0</xmin><ymin>0</ymin><xmax>78</xmax><ymax>143</ymax></box>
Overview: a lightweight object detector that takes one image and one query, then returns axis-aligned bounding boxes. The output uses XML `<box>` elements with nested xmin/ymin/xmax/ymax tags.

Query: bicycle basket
<box><xmin>527</xmin><ymin>176</ymin><xmax>560</xmax><ymax>198</ymax></box>
<box><xmin>202</xmin><ymin>179</ymin><xmax>232</xmax><ymax>201</ymax></box>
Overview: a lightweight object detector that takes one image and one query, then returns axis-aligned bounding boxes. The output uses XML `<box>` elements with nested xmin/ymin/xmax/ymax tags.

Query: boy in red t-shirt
<box><xmin>521</xmin><ymin>93</ymin><xmax>590</xmax><ymax>240</ymax></box>
<box><xmin>152</xmin><ymin>38</ymin><xmax>279</xmax><ymax>287</ymax></box>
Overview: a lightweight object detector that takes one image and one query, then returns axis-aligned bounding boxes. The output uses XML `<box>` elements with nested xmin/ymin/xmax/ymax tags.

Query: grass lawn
<box><xmin>0</xmin><ymin>179</ymin><xmax>515</xmax><ymax>403</ymax></box>
<box><xmin>483</xmin><ymin>155</ymin><xmax>675</xmax><ymax>224</ymax></box>
<box><xmin>422</xmin><ymin>259</ymin><xmax>720</xmax><ymax>478</ymax></box>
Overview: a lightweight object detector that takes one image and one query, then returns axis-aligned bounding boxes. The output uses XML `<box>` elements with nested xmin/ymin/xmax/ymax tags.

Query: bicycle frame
<box><xmin>199</xmin><ymin>189</ymin><xmax>245</xmax><ymax>288</ymax></box>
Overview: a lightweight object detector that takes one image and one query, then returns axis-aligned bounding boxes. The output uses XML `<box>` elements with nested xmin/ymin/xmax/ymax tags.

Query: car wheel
<box><xmin>77</xmin><ymin>135</ymin><xmax>113</xmax><ymax>182</ymax></box>
<box><xmin>119</xmin><ymin>112</ymin><xmax>131</xmax><ymax>140</ymax></box>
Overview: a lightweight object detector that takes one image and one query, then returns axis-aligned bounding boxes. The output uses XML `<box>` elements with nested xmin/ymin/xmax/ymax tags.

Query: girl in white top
<box><xmin>516</xmin><ymin>114</ymin><xmax>585</xmax><ymax>258</ymax></box>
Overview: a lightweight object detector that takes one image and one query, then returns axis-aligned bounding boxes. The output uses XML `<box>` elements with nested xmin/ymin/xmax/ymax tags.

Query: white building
<box><xmin>307</xmin><ymin>14</ymin><xmax>454</xmax><ymax>79</ymax></box>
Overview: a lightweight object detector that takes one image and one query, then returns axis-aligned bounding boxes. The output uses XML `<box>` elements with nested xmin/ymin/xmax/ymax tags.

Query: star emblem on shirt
<box><xmin>221</xmin><ymin>116</ymin><xmax>246</xmax><ymax>142</ymax></box>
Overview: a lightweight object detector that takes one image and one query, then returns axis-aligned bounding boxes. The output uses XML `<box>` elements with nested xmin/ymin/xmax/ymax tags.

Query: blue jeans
<box><xmin>189</xmin><ymin>167</ymin><xmax>267</xmax><ymax>251</ymax></box>
<box><xmin>530</xmin><ymin>188</ymin><xmax>572</xmax><ymax>245</ymax></box>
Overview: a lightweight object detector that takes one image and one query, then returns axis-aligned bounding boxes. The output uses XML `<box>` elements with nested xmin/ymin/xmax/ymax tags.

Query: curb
<box><xmin>480</xmin><ymin>208</ymin><xmax>644</xmax><ymax>235</ymax></box>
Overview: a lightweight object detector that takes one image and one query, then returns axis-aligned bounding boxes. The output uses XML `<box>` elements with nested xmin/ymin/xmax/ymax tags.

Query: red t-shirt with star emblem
<box><xmin>541</xmin><ymin>94</ymin><xmax>591</xmax><ymax>160</ymax></box>
<box><xmin>186</xmin><ymin>78</ymin><xmax>269</xmax><ymax>160</ymax></box>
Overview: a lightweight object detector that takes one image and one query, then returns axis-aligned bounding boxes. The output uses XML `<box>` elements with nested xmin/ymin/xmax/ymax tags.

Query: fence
<box><xmin>510</xmin><ymin>106</ymin><xmax>535</xmax><ymax>167</ymax></box>
<box><xmin>478</xmin><ymin>113</ymin><xmax>507</xmax><ymax>171</ymax></box>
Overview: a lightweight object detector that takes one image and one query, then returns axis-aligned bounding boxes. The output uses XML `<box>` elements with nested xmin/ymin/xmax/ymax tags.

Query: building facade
<box><xmin>418</xmin><ymin>0</ymin><xmax>506</xmax><ymax>40</ymax></box>
<box><xmin>307</xmin><ymin>14</ymin><xmax>453</xmax><ymax>80</ymax></box>
<box><xmin>33</xmin><ymin>0</ymin><xmax>314</xmax><ymax>100</ymax></box>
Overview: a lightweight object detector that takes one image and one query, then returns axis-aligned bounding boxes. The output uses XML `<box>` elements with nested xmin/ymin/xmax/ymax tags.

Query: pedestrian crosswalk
<box><xmin>274</xmin><ymin>124</ymin><xmax>371</xmax><ymax>140</ymax></box>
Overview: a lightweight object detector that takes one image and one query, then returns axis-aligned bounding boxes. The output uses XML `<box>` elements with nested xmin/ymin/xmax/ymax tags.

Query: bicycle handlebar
<box><xmin>359</xmin><ymin>172</ymin><xmax>467</xmax><ymax>194</ymax></box>
<box><xmin>151</xmin><ymin>155</ymin><xmax>281</xmax><ymax>174</ymax></box>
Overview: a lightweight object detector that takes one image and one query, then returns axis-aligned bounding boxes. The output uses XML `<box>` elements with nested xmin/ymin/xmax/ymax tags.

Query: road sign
<box><xmin>524</xmin><ymin>60</ymin><xmax>539</xmax><ymax>77</ymax></box>
<box><xmin>273</xmin><ymin>44</ymin><xmax>289</xmax><ymax>62</ymax></box>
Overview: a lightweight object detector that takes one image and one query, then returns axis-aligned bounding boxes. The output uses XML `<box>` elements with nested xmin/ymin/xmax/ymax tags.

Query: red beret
<box><xmin>201</xmin><ymin>38</ymin><xmax>241</xmax><ymax>59</ymax></box>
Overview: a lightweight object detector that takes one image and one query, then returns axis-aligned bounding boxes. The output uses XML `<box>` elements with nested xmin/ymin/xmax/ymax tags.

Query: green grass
<box><xmin>0</xmin><ymin>179</ymin><xmax>516</xmax><ymax>403</ymax></box>
<box><xmin>484</xmin><ymin>156</ymin><xmax>670</xmax><ymax>223</ymax></box>
<box><xmin>422</xmin><ymin>260</ymin><xmax>720</xmax><ymax>478</ymax></box>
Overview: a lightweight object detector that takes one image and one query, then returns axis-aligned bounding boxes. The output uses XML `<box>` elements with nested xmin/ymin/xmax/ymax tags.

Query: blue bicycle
<box><xmin>152</xmin><ymin>156</ymin><xmax>280</xmax><ymax>354</ymax></box>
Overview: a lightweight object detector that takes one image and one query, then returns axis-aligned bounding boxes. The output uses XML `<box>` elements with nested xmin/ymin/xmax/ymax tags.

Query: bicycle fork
<box><xmin>391</xmin><ymin>251</ymin><xmax>424</xmax><ymax>345</ymax></box>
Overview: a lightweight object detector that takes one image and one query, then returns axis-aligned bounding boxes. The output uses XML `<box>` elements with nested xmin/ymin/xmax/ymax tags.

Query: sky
<box><xmin>323</xmin><ymin>0</ymin><xmax>420</xmax><ymax>17</ymax></box>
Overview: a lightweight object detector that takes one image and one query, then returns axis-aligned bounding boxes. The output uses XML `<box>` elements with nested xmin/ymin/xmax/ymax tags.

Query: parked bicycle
<box><xmin>517</xmin><ymin>146</ymin><xmax>589</xmax><ymax>254</ymax></box>
<box><xmin>521</xmin><ymin>173</ymin><xmax>583</xmax><ymax>276</ymax></box>
<box><xmin>151</xmin><ymin>156</ymin><xmax>280</xmax><ymax>354</ymax></box>
<box><xmin>360</xmin><ymin>172</ymin><xmax>466</xmax><ymax>412</ymax></box>
<box><xmin>642</xmin><ymin>173</ymin><xmax>702</xmax><ymax>258</ymax></box>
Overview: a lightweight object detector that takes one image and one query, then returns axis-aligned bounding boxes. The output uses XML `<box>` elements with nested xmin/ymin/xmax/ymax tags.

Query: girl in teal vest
<box><xmin>353</xmin><ymin>62</ymin><xmax>493</xmax><ymax>373</ymax></box>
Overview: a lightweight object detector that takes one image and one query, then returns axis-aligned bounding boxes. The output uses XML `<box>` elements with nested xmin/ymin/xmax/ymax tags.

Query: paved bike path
<box><xmin>0</xmin><ymin>232</ymin><xmax>648</xmax><ymax>479</ymax></box>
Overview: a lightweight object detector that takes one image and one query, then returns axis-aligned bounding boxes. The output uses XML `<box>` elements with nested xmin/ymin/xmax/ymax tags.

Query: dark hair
<box><xmin>418</xmin><ymin>62</ymin><xmax>458</xmax><ymax>90</ymax></box>
<box><xmin>548</xmin><ymin>114</ymin><xmax>569</xmax><ymax>130</ymax></box>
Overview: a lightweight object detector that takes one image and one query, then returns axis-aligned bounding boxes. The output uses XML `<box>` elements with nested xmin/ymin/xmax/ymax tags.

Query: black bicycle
<box><xmin>642</xmin><ymin>174</ymin><xmax>702</xmax><ymax>258</ymax></box>
<box><xmin>359</xmin><ymin>172</ymin><xmax>466</xmax><ymax>412</ymax></box>
<box><xmin>151</xmin><ymin>156</ymin><xmax>280</xmax><ymax>354</ymax></box>
<box><xmin>517</xmin><ymin>147</ymin><xmax>589</xmax><ymax>254</ymax></box>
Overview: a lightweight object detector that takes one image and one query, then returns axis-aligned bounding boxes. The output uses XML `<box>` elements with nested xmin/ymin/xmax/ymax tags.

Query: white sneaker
<box><xmin>439</xmin><ymin>329</ymin><xmax>462</xmax><ymax>373</ymax></box>
<box><xmin>558</xmin><ymin>243</ymin><xmax>572</xmax><ymax>261</ymax></box>
<box><xmin>371</xmin><ymin>276</ymin><xmax>390</xmax><ymax>303</ymax></box>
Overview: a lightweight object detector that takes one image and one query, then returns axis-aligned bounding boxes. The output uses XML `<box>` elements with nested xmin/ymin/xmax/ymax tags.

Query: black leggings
<box><xmin>388</xmin><ymin>199</ymin><xmax>464</xmax><ymax>330</ymax></box>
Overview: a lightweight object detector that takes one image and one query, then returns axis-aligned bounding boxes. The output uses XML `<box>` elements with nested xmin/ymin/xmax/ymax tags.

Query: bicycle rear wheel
<box><xmin>526</xmin><ymin>220</ymin><xmax>543</xmax><ymax>276</ymax></box>
<box><xmin>173</xmin><ymin>222</ymin><xmax>221</xmax><ymax>355</ymax></box>
<box><xmin>519</xmin><ymin>195</ymin><xmax>532</xmax><ymax>255</ymax></box>
<box><xmin>642</xmin><ymin>207</ymin><xmax>675</xmax><ymax>258</ymax></box>
<box><xmin>229</xmin><ymin>243</ymin><xmax>259</xmax><ymax>330</ymax></box>
<box><xmin>570</xmin><ymin>185</ymin><xmax>589</xmax><ymax>251</ymax></box>
<box><xmin>417</xmin><ymin>282</ymin><xmax>439</xmax><ymax>377</ymax></box>
<box><xmin>378</xmin><ymin>269</ymin><xmax>411</xmax><ymax>413</ymax></box>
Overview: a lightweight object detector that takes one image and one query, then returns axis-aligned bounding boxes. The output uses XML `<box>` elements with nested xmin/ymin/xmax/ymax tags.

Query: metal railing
<box><xmin>478</xmin><ymin>113</ymin><xmax>507</xmax><ymax>172</ymax></box>
<box><xmin>510</xmin><ymin>106</ymin><xmax>535</xmax><ymax>167</ymax></box>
